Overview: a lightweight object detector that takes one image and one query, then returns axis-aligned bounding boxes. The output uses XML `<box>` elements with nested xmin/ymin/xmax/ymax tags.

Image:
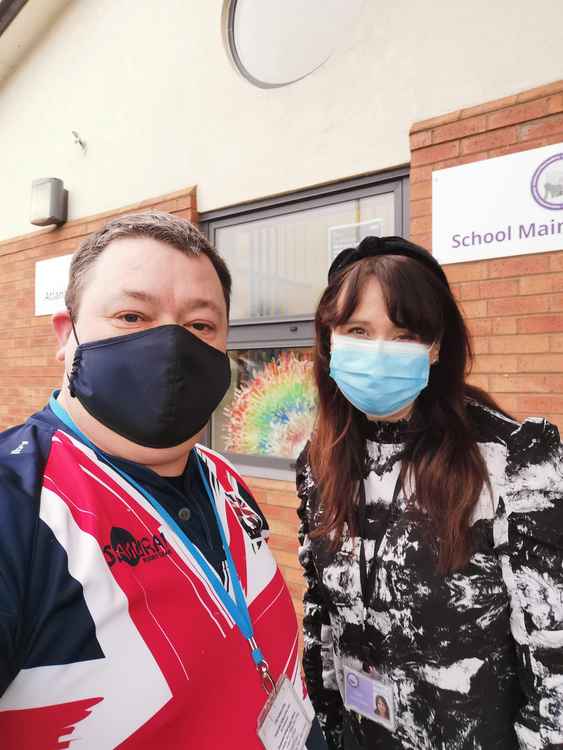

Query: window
<box><xmin>200</xmin><ymin>169</ymin><xmax>409</xmax><ymax>477</ymax></box>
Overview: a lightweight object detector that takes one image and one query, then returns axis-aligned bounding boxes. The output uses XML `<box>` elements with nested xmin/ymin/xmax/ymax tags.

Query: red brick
<box><xmin>261</xmin><ymin>505</ymin><xmax>299</xmax><ymax>524</ymax></box>
<box><xmin>458</xmin><ymin>281</ymin><xmax>482</xmax><ymax>300</ymax></box>
<box><xmin>492</xmin><ymin>394</ymin><xmax>519</xmax><ymax>414</ymax></box>
<box><xmin>520</xmin><ymin>274</ymin><xmax>556</xmax><ymax>294</ymax></box>
<box><xmin>516</xmin><ymin>80</ymin><xmax>563</xmax><ymax>103</ymax></box>
<box><xmin>473</xmin><ymin>354</ymin><xmax>518</xmax><ymax>373</ymax></box>
<box><xmin>460</xmin><ymin>127</ymin><xmax>518</xmax><ymax>155</ymax></box>
<box><xmin>409</xmin><ymin>165</ymin><xmax>434</xmax><ymax>184</ymax></box>
<box><xmin>488</xmin><ymin>134</ymin><xmax>563</xmax><ymax>158</ymax></box>
<box><xmin>472</xmin><ymin>337</ymin><xmax>489</xmax><ymax>354</ymax></box>
<box><xmin>410</xmin><ymin>111</ymin><xmax>460</xmax><ymax>133</ymax></box>
<box><xmin>488</xmin><ymin>254</ymin><xmax>551</xmax><ymax>279</ymax></box>
<box><xmin>550</xmin><ymin>334</ymin><xmax>563</xmax><ymax>352</ymax></box>
<box><xmin>460</xmin><ymin>95</ymin><xmax>519</xmax><ymax>119</ymax></box>
<box><xmin>433</xmin><ymin>154</ymin><xmax>481</xmax><ymax>170</ymax></box>
<box><xmin>517</xmin><ymin>314</ymin><xmax>563</xmax><ymax>334</ymax></box>
<box><xmin>490</xmin><ymin>373</ymin><xmax>563</xmax><ymax>393</ymax></box>
<box><xmin>489</xmin><ymin>334</ymin><xmax>550</xmax><ymax>354</ymax></box>
<box><xmin>271</xmin><ymin>549</ymin><xmax>301</xmax><ymax>571</ymax></box>
<box><xmin>487</xmin><ymin>294</ymin><xmax>549</xmax><ymax>317</ymax></box>
<box><xmin>410</xmin><ymin>215</ymin><xmax>432</xmax><ymax>234</ymax></box>
<box><xmin>444</xmin><ymin>261</ymin><xmax>488</xmax><ymax>283</ymax></box>
<box><xmin>547</xmin><ymin>93</ymin><xmax>563</xmax><ymax>115</ymax></box>
<box><xmin>411</xmin><ymin>141</ymin><xmax>460</xmax><ymax>167</ymax></box>
<box><xmin>518</xmin><ymin>353</ymin><xmax>563</xmax><ymax>372</ymax></box>
<box><xmin>410</xmin><ymin>130</ymin><xmax>432</xmax><ymax>150</ymax></box>
<box><xmin>478</xmin><ymin>278</ymin><xmax>520</xmax><ymax>299</ymax></box>
<box><xmin>466</xmin><ymin>373</ymin><xmax>489</xmax><ymax>390</ymax></box>
<box><xmin>410</xmin><ymin>199</ymin><xmax>432</xmax><ymax>219</ymax></box>
<box><xmin>467</xmin><ymin>319</ymin><xmax>492</xmax><ymax>336</ymax></box>
<box><xmin>518</xmin><ymin>112</ymin><xmax>563</xmax><ymax>142</ymax></box>
<box><xmin>492</xmin><ymin>317</ymin><xmax>518</xmax><ymax>335</ymax></box>
<box><xmin>432</xmin><ymin>115</ymin><xmax>487</xmax><ymax>144</ymax></box>
<box><xmin>409</xmin><ymin>181</ymin><xmax>433</xmax><ymax>201</ymax></box>
<box><xmin>551</xmin><ymin>253</ymin><xmax>563</xmax><ymax>272</ymax></box>
<box><xmin>409</xmin><ymin>232</ymin><xmax>432</xmax><ymax>250</ymax></box>
<box><xmin>551</xmin><ymin>293</ymin><xmax>563</xmax><ymax>311</ymax></box>
<box><xmin>515</xmin><ymin>394</ymin><xmax>563</xmax><ymax>414</ymax></box>
<box><xmin>460</xmin><ymin>300</ymin><xmax>488</xmax><ymax>318</ymax></box>
<box><xmin>174</xmin><ymin>194</ymin><xmax>194</xmax><ymax>211</ymax></box>
<box><xmin>487</xmin><ymin>99</ymin><xmax>550</xmax><ymax>129</ymax></box>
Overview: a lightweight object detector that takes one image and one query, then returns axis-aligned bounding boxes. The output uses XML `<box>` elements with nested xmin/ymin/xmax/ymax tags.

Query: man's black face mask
<box><xmin>68</xmin><ymin>324</ymin><xmax>231</xmax><ymax>449</ymax></box>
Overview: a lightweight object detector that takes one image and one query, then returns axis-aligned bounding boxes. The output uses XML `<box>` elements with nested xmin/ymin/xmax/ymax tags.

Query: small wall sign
<box><xmin>34</xmin><ymin>254</ymin><xmax>72</xmax><ymax>316</ymax></box>
<box><xmin>432</xmin><ymin>142</ymin><xmax>563</xmax><ymax>265</ymax></box>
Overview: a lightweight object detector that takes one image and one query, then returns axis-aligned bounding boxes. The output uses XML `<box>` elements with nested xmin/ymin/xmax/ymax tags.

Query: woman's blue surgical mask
<box><xmin>329</xmin><ymin>333</ymin><xmax>431</xmax><ymax>419</ymax></box>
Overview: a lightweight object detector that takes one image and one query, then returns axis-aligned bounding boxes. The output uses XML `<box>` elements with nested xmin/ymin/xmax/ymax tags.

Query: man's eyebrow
<box><xmin>117</xmin><ymin>289</ymin><xmax>160</xmax><ymax>305</ymax></box>
<box><xmin>107</xmin><ymin>291</ymin><xmax>224</xmax><ymax>317</ymax></box>
<box><xmin>184</xmin><ymin>298</ymin><xmax>224</xmax><ymax>317</ymax></box>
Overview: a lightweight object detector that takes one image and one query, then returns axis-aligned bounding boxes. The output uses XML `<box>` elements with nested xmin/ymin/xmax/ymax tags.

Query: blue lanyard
<box><xmin>48</xmin><ymin>393</ymin><xmax>273</xmax><ymax>688</ymax></box>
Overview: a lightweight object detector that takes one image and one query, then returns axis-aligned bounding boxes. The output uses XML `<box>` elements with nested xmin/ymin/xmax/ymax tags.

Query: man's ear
<box><xmin>52</xmin><ymin>310</ymin><xmax>74</xmax><ymax>362</ymax></box>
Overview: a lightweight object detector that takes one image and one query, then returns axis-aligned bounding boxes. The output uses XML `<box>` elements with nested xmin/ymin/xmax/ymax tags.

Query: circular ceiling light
<box><xmin>223</xmin><ymin>0</ymin><xmax>364</xmax><ymax>89</ymax></box>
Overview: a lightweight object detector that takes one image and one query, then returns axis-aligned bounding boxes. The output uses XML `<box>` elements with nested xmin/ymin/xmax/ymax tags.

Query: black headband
<box><xmin>328</xmin><ymin>235</ymin><xmax>450</xmax><ymax>289</ymax></box>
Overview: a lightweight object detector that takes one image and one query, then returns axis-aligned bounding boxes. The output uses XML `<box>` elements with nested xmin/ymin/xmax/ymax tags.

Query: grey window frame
<box><xmin>199</xmin><ymin>167</ymin><xmax>409</xmax><ymax>477</ymax></box>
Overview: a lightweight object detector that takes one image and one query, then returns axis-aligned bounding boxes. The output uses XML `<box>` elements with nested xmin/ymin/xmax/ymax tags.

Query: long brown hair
<box><xmin>309</xmin><ymin>254</ymin><xmax>505</xmax><ymax>573</ymax></box>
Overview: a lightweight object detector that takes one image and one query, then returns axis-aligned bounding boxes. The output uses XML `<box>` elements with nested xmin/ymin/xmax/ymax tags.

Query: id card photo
<box><xmin>343</xmin><ymin>666</ymin><xmax>396</xmax><ymax>732</ymax></box>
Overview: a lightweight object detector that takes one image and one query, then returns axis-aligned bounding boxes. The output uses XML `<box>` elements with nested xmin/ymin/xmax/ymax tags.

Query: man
<box><xmin>0</xmin><ymin>212</ymin><xmax>326</xmax><ymax>749</ymax></box>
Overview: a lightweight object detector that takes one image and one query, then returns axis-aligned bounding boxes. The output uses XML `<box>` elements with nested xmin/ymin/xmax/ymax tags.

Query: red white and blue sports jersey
<box><xmin>0</xmin><ymin>404</ymin><xmax>324</xmax><ymax>749</ymax></box>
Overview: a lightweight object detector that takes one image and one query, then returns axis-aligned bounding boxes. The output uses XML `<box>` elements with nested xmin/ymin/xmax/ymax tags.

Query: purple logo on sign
<box><xmin>531</xmin><ymin>153</ymin><xmax>563</xmax><ymax>210</ymax></box>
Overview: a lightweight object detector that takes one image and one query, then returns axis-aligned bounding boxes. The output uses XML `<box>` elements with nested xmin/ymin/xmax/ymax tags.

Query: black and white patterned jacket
<box><xmin>297</xmin><ymin>402</ymin><xmax>563</xmax><ymax>749</ymax></box>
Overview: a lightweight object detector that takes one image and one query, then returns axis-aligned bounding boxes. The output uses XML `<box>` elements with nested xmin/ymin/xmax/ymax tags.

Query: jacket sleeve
<box><xmin>497</xmin><ymin>418</ymin><xmax>563</xmax><ymax>748</ymax></box>
<box><xmin>296</xmin><ymin>446</ymin><xmax>344</xmax><ymax>750</ymax></box>
<box><xmin>0</xmin><ymin>467</ymin><xmax>37</xmax><ymax>697</ymax></box>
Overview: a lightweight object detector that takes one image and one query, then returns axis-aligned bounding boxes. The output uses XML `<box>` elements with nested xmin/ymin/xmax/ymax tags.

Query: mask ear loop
<box><xmin>69</xmin><ymin>313</ymin><xmax>80</xmax><ymax>345</ymax></box>
<box><xmin>67</xmin><ymin>311</ymin><xmax>81</xmax><ymax>397</ymax></box>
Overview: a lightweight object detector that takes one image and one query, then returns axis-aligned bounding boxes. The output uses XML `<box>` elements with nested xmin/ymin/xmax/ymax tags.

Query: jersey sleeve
<box><xmin>0</xmin><ymin>466</ymin><xmax>38</xmax><ymax>696</ymax></box>
<box><xmin>296</xmin><ymin>446</ymin><xmax>344</xmax><ymax>750</ymax></box>
<box><xmin>497</xmin><ymin>418</ymin><xmax>563</xmax><ymax>748</ymax></box>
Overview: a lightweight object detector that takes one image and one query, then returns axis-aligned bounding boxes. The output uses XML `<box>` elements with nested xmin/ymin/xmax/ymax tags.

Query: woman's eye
<box><xmin>348</xmin><ymin>327</ymin><xmax>367</xmax><ymax>336</ymax></box>
<box><xmin>395</xmin><ymin>333</ymin><xmax>417</xmax><ymax>341</ymax></box>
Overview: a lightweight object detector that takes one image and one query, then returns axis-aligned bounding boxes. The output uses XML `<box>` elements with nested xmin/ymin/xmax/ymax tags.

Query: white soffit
<box><xmin>0</xmin><ymin>0</ymin><xmax>71</xmax><ymax>86</ymax></box>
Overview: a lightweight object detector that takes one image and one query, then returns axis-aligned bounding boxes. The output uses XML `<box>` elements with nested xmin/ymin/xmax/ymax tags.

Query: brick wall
<box><xmin>410</xmin><ymin>80</ymin><xmax>563</xmax><ymax>432</ymax></box>
<box><xmin>242</xmin><ymin>477</ymin><xmax>304</xmax><ymax>620</ymax></box>
<box><xmin>0</xmin><ymin>187</ymin><xmax>197</xmax><ymax>428</ymax></box>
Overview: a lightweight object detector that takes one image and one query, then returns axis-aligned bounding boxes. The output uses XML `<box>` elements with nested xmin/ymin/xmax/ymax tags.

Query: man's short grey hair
<box><xmin>65</xmin><ymin>210</ymin><xmax>231</xmax><ymax>317</ymax></box>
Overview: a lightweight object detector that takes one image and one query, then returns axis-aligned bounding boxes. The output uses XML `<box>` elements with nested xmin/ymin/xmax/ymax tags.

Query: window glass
<box><xmin>211</xmin><ymin>347</ymin><xmax>316</xmax><ymax>460</ymax></box>
<box><xmin>215</xmin><ymin>192</ymin><xmax>395</xmax><ymax>321</ymax></box>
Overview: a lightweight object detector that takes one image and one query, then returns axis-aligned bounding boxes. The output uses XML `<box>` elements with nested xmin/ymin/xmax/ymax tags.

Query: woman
<box><xmin>297</xmin><ymin>236</ymin><xmax>563</xmax><ymax>750</ymax></box>
<box><xmin>374</xmin><ymin>696</ymin><xmax>390</xmax><ymax>721</ymax></box>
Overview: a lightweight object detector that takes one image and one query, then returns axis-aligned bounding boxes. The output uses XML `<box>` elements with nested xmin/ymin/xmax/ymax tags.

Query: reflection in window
<box><xmin>216</xmin><ymin>192</ymin><xmax>395</xmax><ymax>321</ymax></box>
<box><xmin>212</xmin><ymin>348</ymin><xmax>316</xmax><ymax>460</ymax></box>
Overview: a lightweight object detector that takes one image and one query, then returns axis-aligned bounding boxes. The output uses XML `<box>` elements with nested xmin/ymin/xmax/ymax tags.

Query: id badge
<box><xmin>257</xmin><ymin>675</ymin><xmax>312</xmax><ymax>750</ymax></box>
<box><xmin>343</xmin><ymin>665</ymin><xmax>397</xmax><ymax>732</ymax></box>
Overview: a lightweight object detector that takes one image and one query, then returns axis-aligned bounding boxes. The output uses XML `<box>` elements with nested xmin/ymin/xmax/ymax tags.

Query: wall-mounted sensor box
<box><xmin>30</xmin><ymin>178</ymin><xmax>68</xmax><ymax>226</ymax></box>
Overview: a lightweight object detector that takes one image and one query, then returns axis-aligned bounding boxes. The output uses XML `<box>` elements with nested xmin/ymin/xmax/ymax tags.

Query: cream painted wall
<box><xmin>0</xmin><ymin>0</ymin><xmax>562</xmax><ymax>241</ymax></box>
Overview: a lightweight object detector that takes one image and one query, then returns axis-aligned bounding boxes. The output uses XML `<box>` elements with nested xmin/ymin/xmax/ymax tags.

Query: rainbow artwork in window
<box><xmin>223</xmin><ymin>350</ymin><xmax>317</xmax><ymax>459</ymax></box>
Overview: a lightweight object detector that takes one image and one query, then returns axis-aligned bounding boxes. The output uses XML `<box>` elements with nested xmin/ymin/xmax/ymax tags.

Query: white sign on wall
<box><xmin>432</xmin><ymin>142</ymin><xmax>563</xmax><ymax>265</ymax></box>
<box><xmin>34</xmin><ymin>254</ymin><xmax>73</xmax><ymax>316</ymax></box>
